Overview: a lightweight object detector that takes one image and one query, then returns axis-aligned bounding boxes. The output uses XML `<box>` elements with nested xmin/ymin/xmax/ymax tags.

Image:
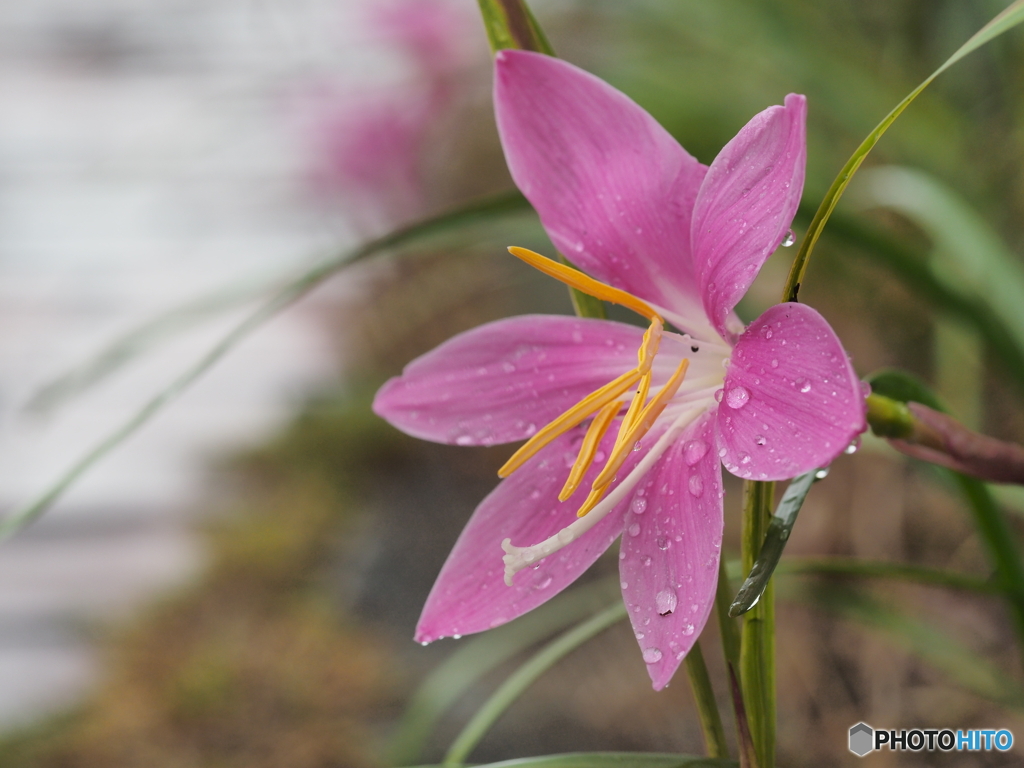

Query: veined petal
<box><xmin>494</xmin><ymin>50</ymin><xmax>712</xmax><ymax>335</ymax></box>
<box><xmin>716</xmin><ymin>303</ymin><xmax>865</xmax><ymax>480</ymax></box>
<box><xmin>415</xmin><ymin>429</ymin><xmax>633</xmax><ymax>643</ymax></box>
<box><xmin>618</xmin><ymin>411</ymin><xmax>722</xmax><ymax>690</ymax></box>
<box><xmin>692</xmin><ymin>94</ymin><xmax>806</xmax><ymax>339</ymax></box>
<box><xmin>374</xmin><ymin>315</ymin><xmax>701</xmax><ymax>446</ymax></box>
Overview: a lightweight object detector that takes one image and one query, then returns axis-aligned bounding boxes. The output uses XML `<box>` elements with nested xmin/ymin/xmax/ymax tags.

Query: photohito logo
<box><xmin>848</xmin><ymin>722</ymin><xmax>1013</xmax><ymax>757</ymax></box>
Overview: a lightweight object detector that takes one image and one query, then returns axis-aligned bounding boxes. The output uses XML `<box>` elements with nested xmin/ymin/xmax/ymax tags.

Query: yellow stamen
<box><xmin>558</xmin><ymin>399</ymin><xmax>621</xmax><ymax>501</ymax></box>
<box><xmin>508</xmin><ymin>247</ymin><xmax>662</xmax><ymax>322</ymax></box>
<box><xmin>576</xmin><ymin>483</ymin><xmax>608</xmax><ymax>518</ymax></box>
<box><xmin>637</xmin><ymin>319</ymin><xmax>663</xmax><ymax>374</ymax></box>
<box><xmin>592</xmin><ymin>358</ymin><xmax>691</xmax><ymax>489</ymax></box>
<box><xmin>497</xmin><ymin>367</ymin><xmax>642</xmax><ymax>478</ymax></box>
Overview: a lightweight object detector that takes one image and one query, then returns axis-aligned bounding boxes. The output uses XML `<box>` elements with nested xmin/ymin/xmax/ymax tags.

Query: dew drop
<box><xmin>860</xmin><ymin>380</ymin><xmax>872</xmax><ymax>398</ymax></box>
<box><xmin>656</xmin><ymin>588</ymin><xmax>678</xmax><ymax>615</ymax></box>
<box><xmin>814</xmin><ymin>467</ymin><xmax>831</xmax><ymax>480</ymax></box>
<box><xmin>688</xmin><ymin>475</ymin><xmax>704</xmax><ymax>498</ymax></box>
<box><xmin>628</xmin><ymin>523</ymin><xmax>642</xmax><ymax>537</ymax></box>
<box><xmin>781</xmin><ymin>229</ymin><xmax>796</xmax><ymax>247</ymax></box>
<box><xmin>643</xmin><ymin>647</ymin><xmax>663</xmax><ymax>664</ymax></box>
<box><xmin>682</xmin><ymin>623</ymin><xmax>695</xmax><ymax>636</ymax></box>
<box><xmin>455</xmin><ymin>435</ymin><xmax>474</xmax><ymax>446</ymax></box>
<box><xmin>714</xmin><ymin>388</ymin><xmax>724</xmax><ymax>403</ymax></box>
<box><xmin>633</xmin><ymin>441</ymin><xmax>643</xmax><ymax>452</ymax></box>
<box><xmin>641</xmin><ymin>555</ymin><xmax>652</xmax><ymax>566</ymax></box>
<box><xmin>631</xmin><ymin>497</ymin><xmax>648</xmax><ymax>515</ymax></box>
<box><xmin>635</xmin><ymin>631</ymin><xmax>645</xmax><ymax>640</ymax></box>
<box><xmin>754</xmin><ymin>435</ymin><xmax>767</xmax><ymax>446</ymax></box>
<box><xmin>770</xmin><ymin>358</ymin><xmax>779</xmax><ymax>368</ymax></box>
<box><xmin>844</xmin><ymin>436</ymin><xmax>861</xmax><ymax>455</ymax></box>
<box><xmin>725</xmin><ymin>386</ymin><xmax>750</xmax><ymax>409</ymax></box>
<box><xmin>760</xmin><ymin>324</ymin><xmax>774</xmax><ymax>340</ymax></box>
<box><xmin>683</xmin><ymin>439</ymin><xmax>709</xmax><ymax>466</ymax></box>
<box><xmin>656</xmin><ymin>535</ymin><xmax>671</xmax><ymax>550</ymax></box>
<box><xmin>795</xmin><ymin>378</ymin><xmax>811</xmax><ymax>393</ymax></box>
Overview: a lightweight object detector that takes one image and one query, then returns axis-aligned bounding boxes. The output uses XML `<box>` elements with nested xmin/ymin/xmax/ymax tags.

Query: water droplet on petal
<box><xmin>760</xmin><ymin>324</ymin><xmax>774</xmax><ymax>339</ymax></box>
<box><xmin>771</xmin><ymin>358</ymin><xmax>779</xmax><ymax>368</ymax></box>
<box><xmin>633</xmin><ymin>441</ymin><xmax>643</xmax><ymax>452</ymax></box>
<box><xmin>631</xmin><ymin>497</ymin><xmax>648</xmax><ymax>515</ymax></box>
<box><xmin>683</xmin><ymin>439</ymin><xmax>709</xmax><ymax>466</ymax></box>
<box><xmin>860</xmin><ymin>380</ymin><xmax>872</xmax><ymax>398</ymax></box>
<box><xmin>781</xmin><ymin>229</ymin><xmax>796</xmax><ymax>247</ymax></box>
<box><xmin>656</xmin><ymin>588</ymin><xmax>678</xmax><ymax>615</ymax></box>
<box><xmin>815</xmin><ymin>467</ymin><xmax>831</xmax><ymax>480</ymax></box>
<box><xmin>628</xmin><ymin>523</ymin><xmax>642</xmax><ymax>537</ymax></box>
<box><xmin>725</xmin><ymin>386</ymin><xmax>750</xmax><ymax>409</ymax></box>
<box><xmin>795</xmin><ymin>378</ymin><xmax>811</xmax><ymax>393</ymax></box>
<box><xmin>844</xmin><ymin>437</ymin><xmax>861</xmax><ymax>455</ymax></box>
<box><xmin>656</xmin><ymin>535</ymin><xmax>671</xmax><ymax>550</ymax></box>
<box><xmin>682</xmin><ymin>623</ymin><xmax>695</xmax><ymax>636</ymax></box>
<box><xmin>456</xmin><ymin>435</ymin><xmax>474</xmax><ymax>446</ymax></box>
<box><xmin>755</xmin><ymin>435</ymin><xmax>766</xmax><ymax>446</ymax></box>
<box><xmin>714</xmin><ymin>388</ymin><xmax>724</xmax><ymax>403</ymax></box>
<box><xmin>688</xmin><ymin>475</ymin><xmax>704</xmax><ymax>497</ymax></box>
<box><xmin>643</xmin><ymin>647</ymin><xmax>663</xmax><ymax>664</ymax></box>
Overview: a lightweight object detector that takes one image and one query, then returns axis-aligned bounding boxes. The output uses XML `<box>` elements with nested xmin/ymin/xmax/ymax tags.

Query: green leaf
<box><xmin>729</xmin><ymin>471</ymin><xmax>818</xmax><ymax>618</ymax></box>
<box><xmin>476</xmin><ymin>0</ymin><xmax>555</xmax><ymax>55</ymax></box>
<box><xmin>0</xmin><ymin>192</ymin><xmax>533</xmax><ymax>541</ymax></box>
<box><xmin>682</xmin><ymin>642</ymin><xmax>729</xmax><ymax>760</ymax></box>
<box><xmin>738</xmin><ymin>479</ymin><xmax>776</xmax><ymax>768</ymax></box>
<box><xmin>389</xmin><ymin>575</ymin><xmax>619</xmax><ymax>766</ymax></box>
<box><xmin>443</xmin><ymin>602</ymin><xmax>627</xmax><ymax>766</ymax></box>
<box><xmin>798</xmin><ymin>582</ymin><xmax>1024</xmax><ymax>710</ymax></box>
<box><xmin>814</xmin><ymin>208</ymin><xmax>1024</xmax><ymax>395</ymax></box>
<box><xmin>863</xmin><ymin>369</ymin><xmax>1024</xmax><ymax>666</ymax></box>
<box><xmin>414</xmin><ymin>753</ymin><xmax>736</xmax><ymax>768</ymax></box>
<box><xmin>782</xmin><ymin>0</ymin><xmax>1024</xmax><ymax>302</ymax></box>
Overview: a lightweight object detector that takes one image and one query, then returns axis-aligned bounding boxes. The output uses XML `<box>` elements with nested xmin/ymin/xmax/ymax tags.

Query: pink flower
<box><xmin>373</xmin><ymin>51</ymin><xmax>865</xmax><ymax>689</ymax></box>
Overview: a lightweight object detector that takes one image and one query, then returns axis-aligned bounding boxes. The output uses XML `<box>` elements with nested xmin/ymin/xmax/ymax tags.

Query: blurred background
<box><xmin>0</xmin><ymin>0</ymin><xmax>1023</xmax><ymax>766</ymax></box>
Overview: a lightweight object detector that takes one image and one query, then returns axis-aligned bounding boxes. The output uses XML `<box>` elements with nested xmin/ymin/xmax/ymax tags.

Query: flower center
<box><xmin>498</xmin><ymin>247</ymin><xmax>691</xmax><ymax>518</ymax></box>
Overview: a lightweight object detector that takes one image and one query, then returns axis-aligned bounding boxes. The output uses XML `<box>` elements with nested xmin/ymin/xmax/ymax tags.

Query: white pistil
<box><xmin>501</xmin><ymin>405</ymin><xmax>704</xmax><ymax>586</ymax></box>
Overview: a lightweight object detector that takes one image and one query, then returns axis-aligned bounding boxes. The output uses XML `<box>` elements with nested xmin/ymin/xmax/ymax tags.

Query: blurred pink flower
<box><xmin>374</xmin><ymin>51</ymin><xmax>865</xmax><ymax>688</ymax></box>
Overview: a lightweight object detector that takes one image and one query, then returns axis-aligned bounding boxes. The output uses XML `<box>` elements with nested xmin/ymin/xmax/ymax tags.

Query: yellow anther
<box><xmin>637</xmin><ymin>319</ymin><xmax>662</xmax><ymax>374</ymax></box>
<box><xmin>497</xmin><ymin>367</ymin><xmax>642</xmax><ymax>478</ymax></box>
<box><xmin>576</xmin><ymin>483</ymin><xmax>608</xmax><ymax>518</ymax></box>
<box><xmin>592</xmin><ymin>358</ymin><xmax>690</xmax><ymax>489</ymax></box>
<box><xmin>558</xmin><ymin>399</ymin><xmax>620</xmax><ymax>501</ymax></box>
<box><xmin>508</xmin><ymin>247</ymin><xmax>662</xmax><ymax>323</ymax></box>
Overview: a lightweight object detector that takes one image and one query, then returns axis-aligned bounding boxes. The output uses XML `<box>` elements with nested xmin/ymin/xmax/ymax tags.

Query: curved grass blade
<box><xmin>442</xmin><ymin>602</ymin><xmax>627</xmax><ymax>766</ymax></box>
<box><xmin>782</xmin><ymin>0</ymin><xmax>1024</xmax><ymax>302</ymax></box>
<box><xmin>866</xmin><ymin>369</ymin><xmax>1024</xmax><ymax>666</ymax></box>
<box><xmin>415</xmin><ymin>753</ymin><xmax>736</xmax><ymax>768</ymax></box>
<box><xmin>814</xmin><ymin>208</ymin><xmax>1024</xmax><ymax>394</ymax></box>
<box><xmin>27</xmin><ymin>278</ymin><xmax>277</xmax><ymax>414</ymax></box>
<box><xmin>390</xmin><ymin>575</ymin><xmax>619</xmax><ymax>766</ymax></box>
<box><xmin>774</xmin><ymin>557</ymin><xmax>999</xmax><ymax>594</ymax></box>
<box><xmin>729</xmin><ymin>471</ymin><xmax>818</xmax><ymax>618</ymax></box>
<box><xmin>0</xmin><ymin>192</ymin><xmax>532</xmax><ymax>541</ymax></box>
<box><xmin>798</xmin><ymin>582</ymin><xmax>1024</xmax><ymax>710</ymax></box>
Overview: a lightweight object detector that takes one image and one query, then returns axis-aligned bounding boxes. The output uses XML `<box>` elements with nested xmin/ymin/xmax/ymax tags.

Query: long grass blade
<box><xmin>782</xmin><ymin>0</ymin><xmax>1024</xmax><ymax>302</ymax></box>
<box><xmin>0</xmin><ymin>192</ymin><xmax>532</xmax><ymax>541</ymax></box>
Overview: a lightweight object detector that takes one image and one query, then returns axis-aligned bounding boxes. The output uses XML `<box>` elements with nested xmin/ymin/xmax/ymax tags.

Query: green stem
<box><xmin>442</xmin><ymin>602</ymin><xmax>626</xmax><ymax>766</ymax></box>
<box><xmin>739</xmin><ymin>480</ymin><xmax>776</xmax><ymax>768</ymax></box>
<box><xmin>716</xmin><ymin>561</ymin><xmax>756</xmax><ymax>768</ymax></box>
<box><xmin>953</xmin><ymin>474</ymin><xmax>1024</xmax><ymax>669</ymax></box>
<box><xmin>683</xmin><ymin>641</ymin><xmax>729</xmax><ymax>759</ymax></box>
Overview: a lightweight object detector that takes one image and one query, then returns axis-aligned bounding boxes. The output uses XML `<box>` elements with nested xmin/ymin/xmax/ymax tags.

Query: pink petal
<box><xmin>716</xmin><ymin>303</ymin><xmax>866</xmax><ymax>480</ymax></box>
<box><xmin>618</xmin><ymin>411</ymin><xmax>722</xmax><ymax>690</ymax></box>
<box><xmin>692</xmin><ymin>94</ymin><xmax>807</xmax><ymax>339</ymax></box>
<box><xmin>415</xmin><ymin>428</ymin><xmax>635</xmax><ymax>642</ymax></box>
<box><xmin>494</xmin><ymin>50</ymin><xmax>710</xmax><ymax>327</ymax></box>
<box><xmin>374</xmin><ymin>315</ymin><xmax>692</xmax><ymax>446</ymax></box>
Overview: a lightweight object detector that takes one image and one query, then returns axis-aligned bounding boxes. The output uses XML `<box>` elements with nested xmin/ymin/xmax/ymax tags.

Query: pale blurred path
<box><xmin>0</xmin><ymin>0</ymin><xmax>379</xmax><ymax>729</ymax></box>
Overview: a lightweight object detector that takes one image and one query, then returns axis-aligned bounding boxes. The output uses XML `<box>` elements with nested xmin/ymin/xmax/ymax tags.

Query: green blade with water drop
<box><xmin>730</xmin><ymin>470</ymin><xmax>819</xmax><ymax>617</ymax></box>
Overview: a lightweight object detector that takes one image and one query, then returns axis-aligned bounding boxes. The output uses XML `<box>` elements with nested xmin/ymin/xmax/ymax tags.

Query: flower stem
<box><xmin>715</xmin><ymin>561</ymin><xmax>757</xmax><ymax>768</ymax></box>
<box><xmin>739</xmin><ymin>480</ymin><xmax>776</xmax><ymax>768</ymax></box>
<box><xmin>683</xmin><ymin>641</ymin><xmax>729</xmax><ymax>759</ymax></box>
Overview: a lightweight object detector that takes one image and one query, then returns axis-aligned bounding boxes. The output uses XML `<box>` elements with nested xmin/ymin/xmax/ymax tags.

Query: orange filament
<box><xmin>591</xmin><ymin>358</ymin><xmax>690</xmax><ymax>489</ymax></box>
<box><xmin>497</xmin><ymin>367</ymin><xmax>641</xmax><ymax>478</ymax></box>
<box><xmin>500</xmin><ymin>246</ymin><xmax>684</xmax><ymax>522</ymax></box>
<box><xmin>508</xmin><ymin>247</ymin><xmax>663</xmax><ymax>323</ymax></box>
<box><xmin>559</xmin><ymin>399</ymin><xmax>621</xmax><ymax>501</ymax></box>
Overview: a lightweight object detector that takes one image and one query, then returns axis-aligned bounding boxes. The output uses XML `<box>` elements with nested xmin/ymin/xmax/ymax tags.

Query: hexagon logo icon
<box><xmin>849</xmin><ymin>722</ymin><xmax>874</xmax><ymax>757</ymax></box>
